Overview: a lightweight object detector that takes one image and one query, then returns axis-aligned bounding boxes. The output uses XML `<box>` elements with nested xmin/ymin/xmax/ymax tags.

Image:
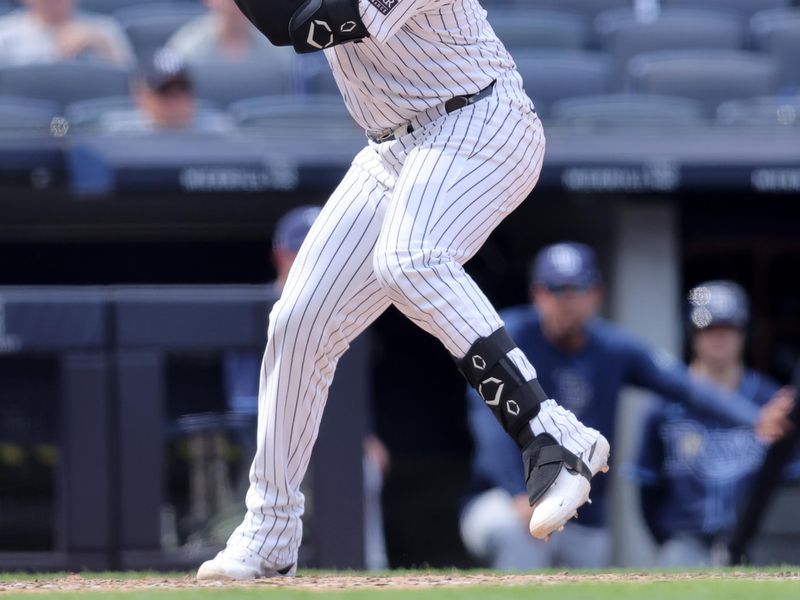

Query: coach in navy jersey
<box><xmin>459</xmin><ymin>244</ymin><xmax>791</xmax><ymax>570</ymax></box>
<box><xmin>631</xmin><ymin>281</ymin><xmax>797</xmax><ymax>567</ymax></box>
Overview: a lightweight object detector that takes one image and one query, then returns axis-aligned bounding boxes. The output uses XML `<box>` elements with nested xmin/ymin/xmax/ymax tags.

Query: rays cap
<box><xmin>532</xmin><ymin>242</ymin><xmax>602</xmax><ymax>291</ymax></box>
<box><xmin>687</xmin><ymin>280</ymin><xmax>749</xmax><ymax>330</ymax></box>
<box><xmin>273</xmin><ymin>205</ymin><xmax>322</xmax><ymax>253</ymax></box>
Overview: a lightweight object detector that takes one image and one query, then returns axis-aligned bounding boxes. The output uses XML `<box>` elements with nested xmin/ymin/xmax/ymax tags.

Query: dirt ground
<box><xmin>1</xmin><ymin>571</ymin><xmax>799</xmax><ymax>593</ymax></box>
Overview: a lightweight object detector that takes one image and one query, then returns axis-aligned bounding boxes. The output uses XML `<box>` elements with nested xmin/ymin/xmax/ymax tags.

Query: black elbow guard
<box><xmin>289</xmin><ymin>0</ymin><xmax>369</xmax><ymax>53</ymax></box>
<box><xmin>234</xmin><ymin>0</ymin><xmax>368</xmax><ymax>53</ymax></box>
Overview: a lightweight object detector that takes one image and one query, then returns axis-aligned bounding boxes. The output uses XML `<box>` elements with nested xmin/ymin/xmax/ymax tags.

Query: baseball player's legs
<box><xmin>215</xmin><ymin>160</ymin><xmax>394</xmax><ymax>573</ymax></box>
<box><xmin>200</xmin><ymin>80</ymin><xmax>604</xmax><ymax>581</ymax></box>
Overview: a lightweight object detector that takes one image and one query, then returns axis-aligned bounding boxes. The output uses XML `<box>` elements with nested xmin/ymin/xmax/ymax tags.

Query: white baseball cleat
<box><xmin>196</xmin><ymin>550</ymin><xmax>296</xmax><ymax>581</ymax></box>
<box><xmin>529</xmin><ymin>433</ymin><xmax>610</xmax><ymax>540</ymax></box>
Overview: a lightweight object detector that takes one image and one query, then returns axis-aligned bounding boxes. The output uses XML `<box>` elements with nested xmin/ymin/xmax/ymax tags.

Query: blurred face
<box><xmin>532</xmin><ymin>285</ymin><xmax>602</xmax><ymax>344</ymax></box>
<box><xmin>272</xmin><ymin>247</ymin><xmax>298</xmax><ymax>290</ymax></box>
<box><xmin>692</xmin><ymin>325</ymin><xmax>745</xmax><ymax>367</ymax></box>
<box><xmin>206</xmin><ymin>0</ymin><xmax>250</xmax><ymax>25</ymax></box>
<box><xmin>24</xmin><ymin>0</ymin><xmax>74</xmax><ymax>24</ymax></box>
<box><xmin>135</xmin><ymin>79</ymin><xmax>196</xmax><ymax>129</ymax></box>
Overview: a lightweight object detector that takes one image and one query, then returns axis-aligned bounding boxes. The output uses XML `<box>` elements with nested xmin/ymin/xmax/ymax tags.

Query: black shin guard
<box><xmin>457</xmin><ymin>328</ymin><xmax>593</xmax><ymax>506</ymax></box>
<box><xmin>456</xmin><ymin>328</ymin><xmax>547</xmax><ymax>449</ymax></box>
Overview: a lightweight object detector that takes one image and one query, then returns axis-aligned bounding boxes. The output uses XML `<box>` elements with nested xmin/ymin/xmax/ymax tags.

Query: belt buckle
<box><xmin>372</xmin><ymin>123</ymin><xmax>409</xmax><ymax>143</ymax></box>
<box><xmin>375</xmin><ymin>129</ymin><xmax>395</xmax><ymax>143</ymax></box>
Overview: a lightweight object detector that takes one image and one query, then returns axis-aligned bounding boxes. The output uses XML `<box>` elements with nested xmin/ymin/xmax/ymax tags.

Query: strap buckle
<box><xmin>369</xmin><ymin>123</ymin><xmax>412</xmax><ymax>143</ymax></box>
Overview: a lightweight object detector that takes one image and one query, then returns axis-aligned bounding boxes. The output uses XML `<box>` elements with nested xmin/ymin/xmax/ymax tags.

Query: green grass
<box><xmin>0</xmin><ymin>570</ymin><xmax>798</xmax><ymax>599</ymax></box>
<box><xmin>2</xmin><ymin>582</ymin><xmax>799</xmax><ymax>600</ymax></box>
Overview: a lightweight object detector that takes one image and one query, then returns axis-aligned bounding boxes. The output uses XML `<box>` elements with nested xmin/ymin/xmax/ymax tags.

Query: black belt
<box><xmin>368</xmin><ymin>80</ymin><xmax>496</xmax><ymax>143</ymax></box>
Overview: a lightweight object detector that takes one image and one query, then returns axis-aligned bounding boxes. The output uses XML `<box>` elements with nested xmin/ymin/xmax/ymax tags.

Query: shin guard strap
<box><xmin>523</xmin><ymin>433</ymin><xmax>592</xmax><ymax>505</ymax></box>
<box><xmin>459</xmin><ymin>328</ymin><xmax>516</xmax><ymax>388</ymax></box>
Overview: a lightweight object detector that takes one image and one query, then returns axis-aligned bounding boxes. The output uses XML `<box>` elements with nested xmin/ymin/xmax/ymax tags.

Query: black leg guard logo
<box><xmin>478</xmin><ymin>377</ymin><xmax>504</xmax><ymax>406</ymax></box>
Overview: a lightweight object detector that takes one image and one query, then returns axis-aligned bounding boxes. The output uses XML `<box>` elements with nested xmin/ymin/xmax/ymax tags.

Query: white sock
<box><xmin>529</xmin><ymin>399</ymin><xmax>598</xmax><ymax>456</ymax></box>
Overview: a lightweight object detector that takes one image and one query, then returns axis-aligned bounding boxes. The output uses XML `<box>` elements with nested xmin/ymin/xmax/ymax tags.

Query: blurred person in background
<box><xmin>630</xmin><ymin>281</ymin><xmax>796</xmax><ymax>567</ymax></box>
<box><xmin>0</xmin><ymin>0</ymin><xmax>133</xmax><ymax>66</ymax></box>
<box><xmin>460</xmin><ymin>244</ymin><xmax>794</xmax><ymax>571</ymax></box>
<box><xmin>166</xmin><ymin>0</ymin><xmax>294</xmax><ymax>66</ymax></box>
<box><xmin>98</xmin><ymin>49</ymin><xmax>233</xmax><ymax>134</ymax></box>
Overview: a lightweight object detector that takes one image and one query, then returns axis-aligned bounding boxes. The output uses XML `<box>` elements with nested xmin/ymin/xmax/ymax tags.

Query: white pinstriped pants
<box><xmin>227</xmin><ymin>84</ymin><xmax>546</xmax><ymax>567</ymax></box>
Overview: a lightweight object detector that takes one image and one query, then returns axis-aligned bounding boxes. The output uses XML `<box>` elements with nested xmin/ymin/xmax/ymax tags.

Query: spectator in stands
<box><xmin>0</xmin><ymin>0</ymin><xmax>134</xmax><ymax>67</ymax></box>
<box><xmin>98</xmin><ymin>49</ymin><xmax>233</xmax><ymax>134</ymax></box>
<box><xmin>166</xmin><ymin>0</ymin><xmax>293</xmax><ymax>66</ymax></box>
<box><xmin>630</xmin><ymin>281</ymin><xmax>796</xmax><ymax>567</ymax></box>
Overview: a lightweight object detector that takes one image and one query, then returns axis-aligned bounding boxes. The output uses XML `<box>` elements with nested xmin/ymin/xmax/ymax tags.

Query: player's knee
<box><xmin>266</xmin><ymin>293</ymin><xmax>310</xmax><ymax>341</ymax></box>
<box><xmin>267</xmin><ymin>297</ymin><xmax>292</xmax><ymax>337</ymax></box>
<box><xmin>373</xmin><ymin>247</ymin><xmax>402</xmax><ymax>292</ymax></box>
<box><xmin>373</xmin><ymin>247</ymin><xmax>432</xmax><ymax>296</ymax></box>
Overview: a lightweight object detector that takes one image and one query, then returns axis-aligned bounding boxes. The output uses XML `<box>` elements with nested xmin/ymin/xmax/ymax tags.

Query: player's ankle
<box><xmin>529</xmin><ymin>400</ymin><xmax>598</xmax><ymax>457</ymax></box>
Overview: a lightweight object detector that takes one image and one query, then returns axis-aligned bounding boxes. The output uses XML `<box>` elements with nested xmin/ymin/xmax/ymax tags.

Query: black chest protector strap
<box><xmin>233</xmin><ymin>0</ymin><xmax>368</xmax><ymax>52</ymax></box>
<box><xmin>456</xmin><ymin>328</ymin><xmax>547</xmax><ymax>449</ymax></box>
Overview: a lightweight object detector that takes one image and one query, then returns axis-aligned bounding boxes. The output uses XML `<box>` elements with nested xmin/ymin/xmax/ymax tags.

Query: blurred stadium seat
<box><xmin>627</xmin><ymin>50</ymin><xmax>779</xmax><ymax>115</ymax></box>
<box><xmin>663</xmin><ymin>0</ymin><xmax>792</xmax><ymax>21</ymax></box>
<box><xmin>230</xmin><ymin>94</ymin><xmax>356</xmax><ymax>132</ymax></box>
<box><xmin>79</xmin><ymin>0</ymin><xmax>182</xmax><ymax>14</ymax></box>
<box><xmin>189</xmin><ymin>60</ymin><xmax>294</xmax><ymax>108</ymax></box>
<box><xmin>0</xmin><ymin>95</ymin><xmax>59</xmax><ymax>135</ymax></box>
<box><xmin>751</xmin><ymin>8</ymin><xmax>800</xmax><ymax>91</ymax></box>
<box><xmin>717</xmin><ymin>95</ymin><xmax>800</xmax><ymax>127</ymax></box>
<box><xmin>524</xmin><ymin>0</ymin><xmax>633</xmax><ymax>19</ymax></box>
<box><xmin>512</xmin><ymin>51</ymin><xmax>613</xmax><ymax>118</ymax></box>
<box><xmin>63</xmin><ymin>96</ymin><xmax>136</xmax><ymax>131</ymax></box>
<box><xmin>596</xmin><ymin>9</ymin><xmax>743</xmax><ymax>85</ymax></box>
<box><xmin>115</xmin><ymin>2</ymin><xmax>208</xmax><ymax>64</ymax></box>
<box><xmin>487</xmin><ymin>8</ymin><xmax>588</xmax><ymax>50</ymax></box>
<box><xmin>550</xmin><ymin>93</ymin><xmax>706</xmax><ymax>128</ymax></box>
<box><xmin>230</xmin><ymin>94</ymin><xmax>362</xmax><ymax>146</ymax></box>
<box><xmin>0</xmin><ymin>63</ymin><xmax>130</xmax><ymax>109</ymax></box>
<box><xmin>64</xmin><ymin>95</ymin><xmax>221</xmax><ymax>132</ymax></box>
